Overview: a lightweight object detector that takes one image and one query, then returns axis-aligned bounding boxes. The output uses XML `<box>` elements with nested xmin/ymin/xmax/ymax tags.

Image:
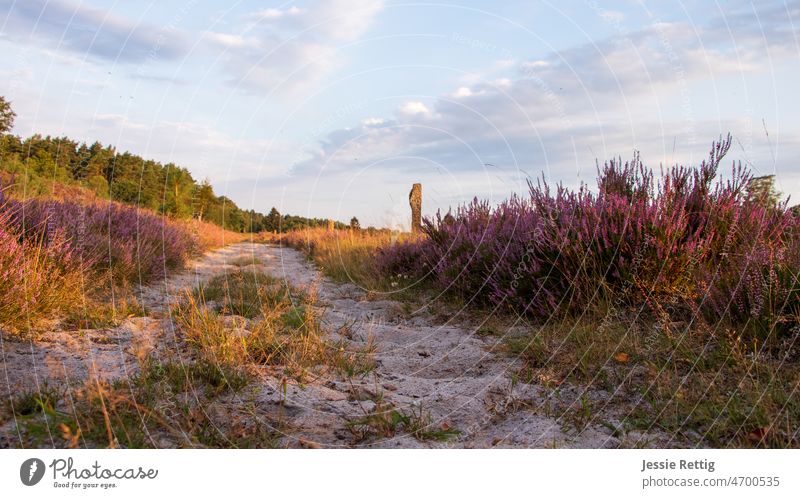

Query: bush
<box><xmin>0</xmin><ymin>191</ymin><xmax>197</xmax><ymax>284</ymax></box>
<box><xmin>379</xmin><ymin>136</ymin><xmax>800</xmax><ymax>337</ymax></box>
<box><xmin>0</xmin><ymin>190</ymin><xmax>201</xmax><ymax>333</ymax></box>
<box><xmin>0</xmin><ymin>210</ymin><xmax>86</xmax><ymax>331</ymax></box>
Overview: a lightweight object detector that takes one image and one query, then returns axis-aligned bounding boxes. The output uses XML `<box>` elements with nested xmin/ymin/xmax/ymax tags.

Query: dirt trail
<box><xmin>2</xmin><ymin>242</ymin><xmax>630</xmax><ymax>448</ymax></box>
<box><xmin>238</xmin><ymin>243</ymin><xmax>620</xmax><ymax>448</ymax></box>
<box><xmin>1</xmin><ymin>244</ymin><xmax>259</xmax><ymax>394</ymax></box>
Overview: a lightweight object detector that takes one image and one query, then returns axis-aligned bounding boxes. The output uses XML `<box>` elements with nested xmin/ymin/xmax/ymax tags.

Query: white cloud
<box><xmin>308</xmin><ymin>0</ymin><xmax>386</xmax><ymax>41</ymax></box>
<box><xmin>287</xmin><ymin>0</ymin><xmax>800</xmax><ymax>206</ymax></box>
<box><xmin>493</xmin><ymin>58</ymin><xmax>517</xmax><ymax>70</ymax></box>
<box><xmin>0</xmin><ymin>0</ymin><xmax>189</xmax><ymax>63</ymax></box>
<box><xmin>204</xmin><ymin>32</ymin><xmax>250</xmax><ymax>49</ymax></box>
<box><xmin>207</xmin><ymin>0</ymin><xmax>386</xmax><ymax>95</ymax></box>
<box><xmin>250</xmin><ymin>6</ymin><xmax>307</xmax><ymax>21</ymax></box>
<box><xmin>521</xmin><ymin>60</ymin><xmax>548</xmax><ymax>70</ymax></box>
<box><xmin>598</xmin><ymin>10</ymin><xmax>625</xmax><ymax>23</ymax></box>
<box><xmin>399</xmin><ymin>101</ymin><xmax>431</xmax><ymax>116</ymax></box>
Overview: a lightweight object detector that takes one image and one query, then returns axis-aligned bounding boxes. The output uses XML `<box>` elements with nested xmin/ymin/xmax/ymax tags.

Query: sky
<box><xmin>1</xmin><ymin>0</ymin><xmax>798</xmax><ymax>228</ymax></box>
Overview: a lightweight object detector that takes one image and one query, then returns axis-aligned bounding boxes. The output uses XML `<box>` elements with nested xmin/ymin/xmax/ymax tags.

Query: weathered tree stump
<box><xmin>409</xmin><ymin>183</ymin><xmax>422</xmax><ymax>233</ymax></box>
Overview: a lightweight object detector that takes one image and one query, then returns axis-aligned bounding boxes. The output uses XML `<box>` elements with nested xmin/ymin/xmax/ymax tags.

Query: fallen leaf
<box><xmin>747</xmin><ymin>427</ymin><xmax>769</xmax><ymax>443</ymax></box>
<box><xmin>614</xmin><ymin>352</ymin><xmax>630</xmax><ymax>363</ymax></box>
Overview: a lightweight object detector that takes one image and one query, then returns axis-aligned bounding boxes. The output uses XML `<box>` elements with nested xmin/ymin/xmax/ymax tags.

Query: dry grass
<box><xmin>181</xmin><ymin>218</ymin><xmax>249</xmax><ymax>251</ymax></box>
<box><xmin>4</xmin><ymin>358</ymin><xmax>279</xmax><ymax>448</ymax></box>
<box><xmin>502</xmin><ymin>303</ymin><xmax>800</xmax><ymax>447</ymax></box>
<box><xmin>61</xmin><ymin>288</ymin><xmax>147</xmax><ymax>330</ymax></box>
<box><xmin>265</xmin><ymin>227</ymin><xmax>420</xmax><ymax>291</ymax></box>
<box><xmin>4</xmin><ymin>267</ymin><xmax>377</xmax><ymax>448</ymax></box>
<box><xmin>0</xmin><ymin>229</ymin><xmax>89</xmax><ymax>334</ymax></box>
<box><xmin>173</xmin><ymin>269</ymin><xmax>376</xmax><ymax>382</ymax></box>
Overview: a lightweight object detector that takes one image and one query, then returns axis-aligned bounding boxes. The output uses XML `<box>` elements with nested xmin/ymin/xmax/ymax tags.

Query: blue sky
<box><xmin>1</xmin><ymin>0</ymin><xmax>798</xmax><ymax>228</ymax></box>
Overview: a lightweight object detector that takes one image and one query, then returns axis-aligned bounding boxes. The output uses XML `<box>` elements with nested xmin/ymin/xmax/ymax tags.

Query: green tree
<box><xmin>265</xmin><ymin>207</ymin><xmax>281</xmax><ymax>232</ymax></box>
<box><xmin>747</xmin><ymin>175</ymin><xmax>780</xmax><ymax>209</ymax></box>
<box><xmin>87</xmin><ymin>174</ymin><xmax>109</xmax><ymax>198</ymax></box>
<box><xmin>195</xmin><ymin>179</ymin><xmax>215</xmax><ymax>221</ymax></box>
<box><xmin>0</xmin><ymin>96</ymin><xmax>15</xmax><ymax>133</ymax></box>
<box><xmin>0</xmin><ymin>120</ymin><xmax>330</xmax><ymax>233</ymax></box>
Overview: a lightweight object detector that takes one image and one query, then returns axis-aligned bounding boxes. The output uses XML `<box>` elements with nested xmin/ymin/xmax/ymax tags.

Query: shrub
<box><xmin>0</xmin><ymin>190</ymin><xmax>200</xmax><ymax>332</ymax></box>
<box><xmin>0</xmin><ymin>191</ymin><xmax>197</xmax><ymax>284</ymax></box>
<box><xmin>379</xmin><ymin>136</ymin><xmax>800</xmax><ymax>337</ymax></box>
<box><xmin>0</xmin><ymin>210</ymin><xmax>86</xmax><ymax>331</ymax></box>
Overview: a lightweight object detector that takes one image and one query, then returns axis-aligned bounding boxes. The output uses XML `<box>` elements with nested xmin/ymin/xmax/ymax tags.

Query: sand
<box><xmin>1</xmin><ymin>243</ymin><xmax>671</xmax><ymax>448</ymax></box>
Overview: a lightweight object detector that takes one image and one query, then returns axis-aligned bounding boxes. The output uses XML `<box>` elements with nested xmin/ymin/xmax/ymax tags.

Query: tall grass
<box><xmin>183</xmin><ymin>218</ymin><xmax>248</xmax><ymax>252</ymax></box>
<box><xmin>270</xmin><ymin>227</ymin><xmax>421</xmax><ymax>291</ymax></box>
<box><xmin>174</xmin><ymin>269</ymin><xmax>376</xmax><ymax>381</ymax></box>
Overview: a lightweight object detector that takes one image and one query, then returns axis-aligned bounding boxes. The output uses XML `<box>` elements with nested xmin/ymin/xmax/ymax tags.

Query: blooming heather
<box><xmin>0</xmin><ymin>210</ymin><xmax>86</xmax><ymax>330</ymax></box>
<box><xmin>378</xmin><ymin>136</ymin><xmax>800</xmax><ymax>336</ymax></box>
<box><xmin>0</xmin><ymin>192</ymin><xmax>198</xmax><ymax>285</ymax></box>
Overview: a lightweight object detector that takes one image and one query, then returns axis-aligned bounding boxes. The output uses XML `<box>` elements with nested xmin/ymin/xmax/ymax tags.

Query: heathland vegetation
<box><xmin>1</xmin><ymin>88</ymin><xmax>797</xmax><ymax>447</ymax></box>
<box><xmin>279</xmin><ymin>137</ymin><xmax>800</xmax><ymax>446</ymax></box>
<box><xmin>0</xmin><ymin>96</ymin><xmax>351</xmax><ymax>334</ymax></box>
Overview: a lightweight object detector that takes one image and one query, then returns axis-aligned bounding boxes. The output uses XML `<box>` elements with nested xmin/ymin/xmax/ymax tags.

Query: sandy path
<box><xmin>244</xmin><ymin>243</ymin><xmax>620</xmax><ymax>448</ymax></box>
<box><xmin>1</xmin><ymin>242</ymin><xmax>629</xmax><ymax>448</ymax></box>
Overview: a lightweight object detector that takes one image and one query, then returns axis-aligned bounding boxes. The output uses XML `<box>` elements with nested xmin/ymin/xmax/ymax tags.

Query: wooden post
<box><xmin>409</xmin><ymin>183</ymin><xmax>422</xmax><ymax>233</ymax></box>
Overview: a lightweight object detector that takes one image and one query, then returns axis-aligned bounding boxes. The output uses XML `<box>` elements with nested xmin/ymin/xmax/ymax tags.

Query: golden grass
<box><xmin>502</xmin><ymin>303</ymin><xmax>800</xmax><ymax>447</ymax></box>
<box><xmin>173</xmin><ymin>269</ymin><xmax>376</xmax><ymax>382</ymax></box>
<box><xmin>181</xmin><ymin>218</ymin><xmax>249</xmax><ymax>252</ymax></box>
<box><xmin>0</xmin><ymin>233</ymin><xmax>89</xmax><ymax>335</ymax></box>
<box><xmin>265</xmin><ymin>227</ymin><xmax>420</xmax><ymax>291</ymax></box>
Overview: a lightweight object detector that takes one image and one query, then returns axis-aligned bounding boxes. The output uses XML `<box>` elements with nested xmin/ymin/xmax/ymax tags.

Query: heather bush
<box><xmin>0</xmin><ymin>191</ymin><xmax>197</xmax><ymax>284</ymax></box>
<box><xmin>379</xmin><ymin>136</ymin><xmax>800</xmax><ymax>336</ymax></box>
<box><xmin>0</xmin><ymin>211</ymin><xmax>86</xmax><ymax>331</ymax></box>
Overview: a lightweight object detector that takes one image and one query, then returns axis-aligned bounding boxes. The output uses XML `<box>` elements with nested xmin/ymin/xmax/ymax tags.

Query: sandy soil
<box><xmin>1</xmin><ymin>242</ymin><xmax>660</xmax><ymax>448</ymax></box>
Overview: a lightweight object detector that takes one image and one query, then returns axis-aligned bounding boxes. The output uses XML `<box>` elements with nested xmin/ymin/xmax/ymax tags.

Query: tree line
<box><xmin>0</xmin><ymin>96</ymin><xmax>349</xmax><ymax>232</ymax></box>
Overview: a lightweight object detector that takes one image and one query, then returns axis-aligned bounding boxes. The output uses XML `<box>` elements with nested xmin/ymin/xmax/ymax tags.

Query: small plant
<box><xmin>196</xmin><ymin>270</ymin><xmax>295</xmax><ymax>319</ymax></box>
<box><xmin>346</xmin><ymin>394</ymin><xmax>459</xmax><ymax>443</ymax></box>
<box><xmin>331</xmin><ymin>335</ymin><xmax>378</xmax><ymax>379</ymax></box>
<box><xmin>559</xmin><ymin>394</ymin><xmax>594</xmax><ymax>434</ymax></box>
<box><xmin>6</xmin><ymin>384</ymin><xmax>62</xmax><ymax>417</ymax></box>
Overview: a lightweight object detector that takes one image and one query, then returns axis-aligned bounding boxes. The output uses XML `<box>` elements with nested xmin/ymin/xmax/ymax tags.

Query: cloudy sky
<box><xmin>1</xmin><ymin>0</ymin><xmax>798</xmax><ymax>227</ymax></box>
